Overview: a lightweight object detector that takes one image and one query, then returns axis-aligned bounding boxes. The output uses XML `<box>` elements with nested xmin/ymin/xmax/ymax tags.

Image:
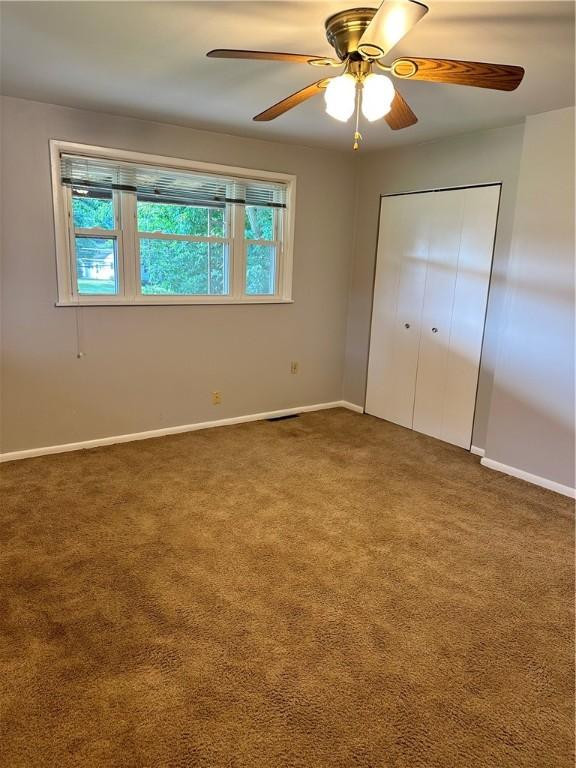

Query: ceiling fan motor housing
<box><xmin>325</xmin><ymin>8</ymin><xmax>377</xmax><ymax>60</ymax></box>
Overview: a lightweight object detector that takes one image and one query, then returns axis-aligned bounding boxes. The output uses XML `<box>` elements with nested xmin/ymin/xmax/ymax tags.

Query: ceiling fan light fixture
<box><xmin>324</xmin><ymin>73</ymin><xmax>356</xmax><ymax>122</ymax></box>
<box><xmin>361</xmin><ymin>73</ymin><xmax>395</xmax><ymax>122</ymax></box>
<box><xmin>208</xmin><ymin>1</ymin><xmax>526</xmax><ymax>146</ymax></box>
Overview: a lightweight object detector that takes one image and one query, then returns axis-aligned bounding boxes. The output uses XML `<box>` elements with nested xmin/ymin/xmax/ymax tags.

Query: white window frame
<box><xmin>49</xmin><ymin>140</ymin><xmax>296</xmax><ymax>306</ymax></box>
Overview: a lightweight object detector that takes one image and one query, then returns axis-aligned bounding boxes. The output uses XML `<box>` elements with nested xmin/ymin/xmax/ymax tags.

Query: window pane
<box><xmin>207</xmin><ymin>242</ymin><xmax>227</xmax><ymax>295</ymax></box>
<box><xmin>245</xmin><ymin>206</ymin><xmax>274</xmax><ymax>241</ymax></box>
<box><xmin>137</xmin><ymin>199</ymin><xmax>227</xmax><ymax>237</ymax></box>
<box><xmin>209</xmin><ymin>208</ymin><xmax>225</xmax><ymax>237</ymax></box>
<box><xmin>72</xmin><ymin>190</ymin><xmax>114</xmax><ymax>229</ymax></box>
<box><xmin>246</xmin><ymin>244</ymin><xmax>276</xmax><ymax>295</ymax></box>
<box><xmin>75</xmin><ymin>237</ymin><xmax>118</xmax><ymax>295</ymax></box>
<box><xmin>140</xmin><ymin>239</ymin><xmax>228</xmax><ymax>295</ymax></box>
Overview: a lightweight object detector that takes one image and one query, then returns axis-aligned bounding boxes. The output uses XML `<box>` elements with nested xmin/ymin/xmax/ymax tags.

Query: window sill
<box><xmin>55</xmin><ymin>298</ymin><xmax>294</xmax><ymax>307</ymax></box>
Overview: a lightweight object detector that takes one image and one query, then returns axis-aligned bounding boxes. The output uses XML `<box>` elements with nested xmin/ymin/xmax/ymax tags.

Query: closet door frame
<box><xmin>363</xmin><ymin>182</ymin><xmax>502</xmax><ymax>451</ymax></box>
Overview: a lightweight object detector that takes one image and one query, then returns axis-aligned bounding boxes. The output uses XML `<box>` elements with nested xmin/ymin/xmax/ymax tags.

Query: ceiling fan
<box><xmin>207</xmin><ymin>0</ymin><xmax>525</xmax><ymax>150</ymax></box>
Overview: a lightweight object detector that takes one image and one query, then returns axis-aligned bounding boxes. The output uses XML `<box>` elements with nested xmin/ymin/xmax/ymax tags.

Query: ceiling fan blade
<box><xmin>358</xmin><ymin>0</ymin><xmax>428</xmax><ymax>58</ymax></box>
<box><xmin>385</xmin><ymin>89</ymin><xmax>418</xmax><ymax>130</ymax></box>
<box><xmin>207</xmin><ymin>49</ymin><xmax>338</xmax><ymax>65</ymax></box>
<box><xmin>392</xmin><ymin>58</ymin><xmax>525</xmax><ymax>91</ymax></box>
<box><xmin>253</xmin><ymin>80</ymin><xmax>328</xmax><ymax>121</ymax></box>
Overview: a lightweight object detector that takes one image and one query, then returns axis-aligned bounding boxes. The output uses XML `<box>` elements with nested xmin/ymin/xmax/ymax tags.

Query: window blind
<box><xmin>60</xmin><ymin>153</ymin><xmax>288</xmax><ymax>209</ymax></box>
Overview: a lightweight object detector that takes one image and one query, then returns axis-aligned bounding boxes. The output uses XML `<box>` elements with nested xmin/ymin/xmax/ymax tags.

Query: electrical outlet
<box><xmin>212</xmin><ymin>391</ymin><xmax>221</xmax><ymax>405</ymax></box>
<box><xmin>290</xmin><ymin>361</ymin><xmax>299</xmax><ymax>374</ymax></box>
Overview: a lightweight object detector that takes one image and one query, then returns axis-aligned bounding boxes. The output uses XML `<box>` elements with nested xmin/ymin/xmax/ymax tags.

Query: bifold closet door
<box><xmin>412</xmin><ymin>185</ymin><xmax>500</xmax><ymax>447</ymax></box>
<box><xmin>365</xmin><ymin>192</ymin><xmax>432</xmax><ymax>428</ymax></box>
<box><xmin>365</xmin><ymin>184</ymin><xmax>500</xmax><ymax>449</ymax></box>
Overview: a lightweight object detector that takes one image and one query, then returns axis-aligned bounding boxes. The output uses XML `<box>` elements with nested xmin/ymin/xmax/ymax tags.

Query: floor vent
<box><xmin>267</xmin><ymin>414</ymin><xmax>300</xmax><ymax>422</ymax></box>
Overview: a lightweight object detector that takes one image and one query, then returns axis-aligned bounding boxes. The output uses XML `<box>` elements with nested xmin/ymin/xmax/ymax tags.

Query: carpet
<box><xmin>0</xmin><ymin>408</ymin><xmax>573</xmax><ymax>767</ymax></box>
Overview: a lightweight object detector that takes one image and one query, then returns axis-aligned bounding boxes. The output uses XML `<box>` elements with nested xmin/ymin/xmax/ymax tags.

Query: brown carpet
<box><xmin>0</xmin><ymin>408</ymin><xmax>573</xmax><ymax>767</ymax></box>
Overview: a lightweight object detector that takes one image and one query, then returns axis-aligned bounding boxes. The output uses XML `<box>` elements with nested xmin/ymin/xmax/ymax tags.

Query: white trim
<box><xmin>341</xmin><ymin>401</ymin><xmax>364</xmax><ymax>413</ymax></box>
<box><xmin>231</xmin><ymin>192</ymin><xmax>244</xmax><ymax>300</ymax></box>
<box><xmin>0</xmin><ymin>401</ymin><xmax>362</xmax><ymax>463</ymax></box>
<box><xmin>481</xmin><ymin>457</ymin><xmax>575</xmax><ymax>499</ymax></box>
<box><xmin>387</xmin><ymin>181</ymin><xmax>503</xmax><ymax>197</ymax></box>
<box><xmin>49</xmin><ymin>140</ymin><xmax>296</xmax><ymax>306</ymax></box>
<box><xmin>470</xmin><ymin>445</ymin><xmax>485</xmax><ymax>457</ymax></box>
<box><xmin>280</xmin><ymin>180</ymin><xmax>296</xmax><ymax>302</ymax></box>
<box><xmin>53</xmin><ymin>140</ymin><xmax>296</xmax><ymax>185</ymax></box>
<box><xmin>50</xmin><ymin>142</ymin><xmax>74</xmax><ymax>300</ymax></box>
<box><xmin>135</xmin><ymin>232</ymin><xmax>229</xmax><ymax>243</ymax></box>
<box><xmin>120</xmin><ymin>189</ymin><xmax>138</xmax><ymax>299</ymax></box>
<box><xmin>55</xmin><ymin>298</ymin><xmax>295</xmax><ymax>307</ymax></box>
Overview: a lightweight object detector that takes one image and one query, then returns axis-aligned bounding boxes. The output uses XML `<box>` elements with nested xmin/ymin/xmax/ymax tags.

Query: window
<box><xmin>137</xmin><ymin>199</ymin><xmax>229</xmax><ymax>297</ymax></box>
<box><xmin>50</xmin><ymin>141</ymin><xmax>295</xmax><ymax>305</ymax></box>
<box><xmin>72</xmin><ymin>189</ymin><xmax>120</xmax><ymax>296</ymax></box>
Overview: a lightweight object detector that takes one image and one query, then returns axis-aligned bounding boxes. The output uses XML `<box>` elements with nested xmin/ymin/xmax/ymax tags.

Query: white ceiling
<box><xmin>1</xmin><ymin>1</ymin><xmax>574</xmax><ymax>152</ymax></box>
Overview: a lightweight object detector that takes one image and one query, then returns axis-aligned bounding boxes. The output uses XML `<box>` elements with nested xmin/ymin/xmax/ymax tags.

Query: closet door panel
<box><xmin>412</xmin><ymin>190</ymin><xmax>465</xmax><ymax>442</ymax></box>
<box><xmin>365</xmin><ymin>196</ymin><xmax>404</xmax><ymax>422</ymax></box>
<box><xmin>442</xmin><ymin>185</ymin><xmax>501</xmax><ymax>447</ymax></box>
<box><xmin>366</xmin><ymin>184</ymin><xmax>499</xmax><ymax>450</ymax></box>
<box><xmin>365</xmin><ymin>194</ymin><xmax>429</xmax><ymax>427</ymax></box>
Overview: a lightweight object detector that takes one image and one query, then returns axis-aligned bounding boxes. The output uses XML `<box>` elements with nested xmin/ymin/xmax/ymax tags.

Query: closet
<box><xmin>365</xmin><ymin>184</ymin><xmax>500</xmax><ymax>449</ymax></box>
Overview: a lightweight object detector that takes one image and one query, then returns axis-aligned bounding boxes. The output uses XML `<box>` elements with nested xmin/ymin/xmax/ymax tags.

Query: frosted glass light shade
<box><xmin>324</xmin><ymin>74</ymin><xmax>356</xmax><ymax>122</ymax></box>
<box><xmin>361</xmin><ymin>74</ymin><xmax>395</xmax><ymax>122</ymax></box>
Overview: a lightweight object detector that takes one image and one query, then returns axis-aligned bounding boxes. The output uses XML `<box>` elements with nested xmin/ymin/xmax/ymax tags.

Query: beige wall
<box><xmin>484</xmin><ymin>107</ymin><xmax>575</xmax><ymax>488</ymax></box>
<box><xmin>342</xmin><ymin>123</ymin><xmax>526</xmax><ymax>449</ymax></box>
<box><xmin>0</xmin><ymin>96</ymin><xmax>356</xmax><ymax>452</ymax></box>
<box><xmin>2</xmin><ymin>96</ymin><xmax>574</xmax><ymax>492</ymax></box>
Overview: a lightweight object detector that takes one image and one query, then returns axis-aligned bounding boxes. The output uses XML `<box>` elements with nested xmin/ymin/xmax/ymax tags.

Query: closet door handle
<box><xmin>404</xmin><ymin>323</ymin><xmax>410</xmax><ymax>329</ymax></box>
<box><xmin>431</xmin><ymin>327</ymin><xmax>438</xmax><ymax>334</ymax></box>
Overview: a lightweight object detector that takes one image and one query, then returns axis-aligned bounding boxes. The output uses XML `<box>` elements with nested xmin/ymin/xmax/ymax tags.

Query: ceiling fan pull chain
<box><xmin>353</xmin><ymin>83</ymin><xmax>362</xmax><ymax>151</ymax></box>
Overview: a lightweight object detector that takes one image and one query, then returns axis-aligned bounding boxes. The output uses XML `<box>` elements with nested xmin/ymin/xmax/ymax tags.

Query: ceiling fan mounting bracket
<box><xmin>324</xmin><ymin>7</ymin><xmax>377</xmax><ymax>61</ymax></box>
<box><xmin>308</xmin><ymin>57</ymin><xmax>342</xmax><ymax>68</ymax></box>
<box><xmin>390</xmin><ymin>59</ymin><xmax>419</xmax><ymax>78</ymax></box>
<box><xmin>357</xmin><ymin>43</ymin><xmax>386</xmax><ymax>60</ymax></box>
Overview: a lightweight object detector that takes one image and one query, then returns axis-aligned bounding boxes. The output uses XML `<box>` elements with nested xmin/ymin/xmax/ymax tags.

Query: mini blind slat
<box><xmin>60</xmin><ymin>154</ymin><xmax>287</xmax><ymax>208</ymax></box>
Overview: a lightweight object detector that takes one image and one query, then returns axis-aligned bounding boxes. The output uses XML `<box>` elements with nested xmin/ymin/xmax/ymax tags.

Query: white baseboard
<box><xmin>340</xmin><ymin>401</ymin><xmax>364</xmax><ymax>414</ymax></box>
<box><xmin>470</xmin><ymin>445</ymin><xmax>485</xmax><ymax>457</ymax></box>
<box><xmin>0</xmin><ymin>400</ymin><xmax>363</xmax><ymax>463</ymax></box>
<box><xmin>481</xmin><ymin>457</ymin><xmax>575</xmax><ymax>499</ymax></box>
